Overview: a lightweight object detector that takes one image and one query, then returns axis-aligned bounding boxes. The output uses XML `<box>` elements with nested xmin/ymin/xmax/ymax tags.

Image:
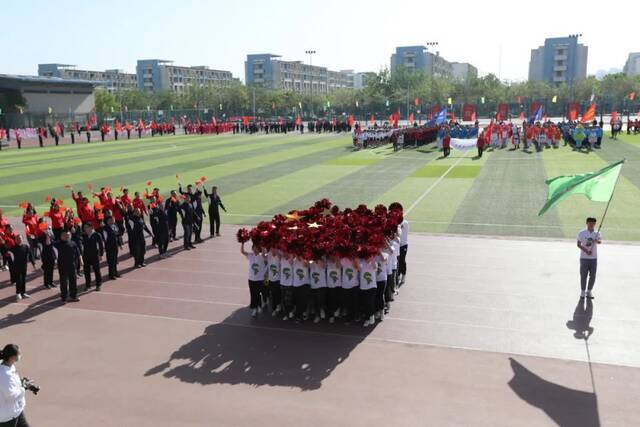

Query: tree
<box><xmin>94</xmin><ymin>89</ymin><xmax>119</xmax><ymax>114</ymax></box>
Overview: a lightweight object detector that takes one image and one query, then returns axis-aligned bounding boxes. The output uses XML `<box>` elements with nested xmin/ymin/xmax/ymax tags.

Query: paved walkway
<box><xmin>1</xmin><ymin>226</ymin><xmax>639</xmax><ymax>426</ymax></box>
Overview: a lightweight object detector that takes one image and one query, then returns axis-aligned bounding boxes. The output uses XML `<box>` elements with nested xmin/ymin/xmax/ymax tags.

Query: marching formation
<box><xmin>0</xmin><ymin>180</ymin><xmax>227</xmax><ymax>303</ymax></box>
<box><xmin>237</xmin><ymin>199</ymin><xmax>409</xmax><ymax>327</ymax></box>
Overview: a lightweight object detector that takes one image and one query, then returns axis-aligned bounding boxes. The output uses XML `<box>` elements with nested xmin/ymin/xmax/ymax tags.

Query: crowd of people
<box><xmin>238</xmin><ymin>200</ymin><xmax>409</xmax><ymax>328</ymax></box>
<box><xmin>0</xmin><ymin>181</ymin><xmax>227</xmax><ymax>303</ymax></box>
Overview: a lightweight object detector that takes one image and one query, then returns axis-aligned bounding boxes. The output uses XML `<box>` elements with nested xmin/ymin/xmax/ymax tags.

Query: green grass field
<box><xmin>2</xmin><ymin>131</ymin><xmax>640</xmax><ymax>241</ymax></box>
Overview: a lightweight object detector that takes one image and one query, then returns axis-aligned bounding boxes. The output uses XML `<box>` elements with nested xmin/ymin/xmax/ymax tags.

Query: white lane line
<box><xmin>405</xmin><ymin>152</ymin><xmax>469</xmax><ymax>215</ymax></box>
<box><xmin>2</xmin><ymin>300</ymin><xmax>634</xmax><ymax>368</ymax></box>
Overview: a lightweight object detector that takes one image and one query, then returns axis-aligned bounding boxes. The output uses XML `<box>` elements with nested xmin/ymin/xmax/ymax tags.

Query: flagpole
<box><xmin>597</xmin><ymin>159</ymin><xmax>625</xmax><ymax>233</ymax></box>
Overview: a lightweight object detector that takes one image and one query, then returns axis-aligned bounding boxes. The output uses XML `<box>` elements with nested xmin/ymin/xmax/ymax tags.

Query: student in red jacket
<box><xmin>476</xmin><ymin>131</ymin><xmax>486</xmax><ymax>158</ymax></box>
<box><xmin>49</xmin><ymin>203</ymin><xmax>65</xmax><ymax>241</ymax></box>
<box><xmin>22</xmin><ymin>205</ymin><xmax>40</xmax><ymax>259</ymax></box>
<box><xmin>132</xmin><ymin>192</ymin><xmax>147</xmax><ymax>215</ymax></box>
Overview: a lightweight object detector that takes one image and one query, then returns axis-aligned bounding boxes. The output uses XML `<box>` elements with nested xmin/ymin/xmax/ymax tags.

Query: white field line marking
<box><xmin>405</xmin><ymin>152</ymin><xmax>469</xmax><ymax>215</ymax></box>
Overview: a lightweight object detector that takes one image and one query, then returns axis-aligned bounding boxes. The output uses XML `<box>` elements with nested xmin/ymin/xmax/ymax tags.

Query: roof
<box><xmin>0</xmin><ymin>73</ymin><xmax>97</xmax><ymax>87</ymax></box>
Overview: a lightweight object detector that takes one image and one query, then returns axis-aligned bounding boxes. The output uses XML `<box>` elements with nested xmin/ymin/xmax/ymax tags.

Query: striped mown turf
<box><xmin>2</xmin><ymin>132</ymin><xmax>640</xmax><ymax>242</ymax></box>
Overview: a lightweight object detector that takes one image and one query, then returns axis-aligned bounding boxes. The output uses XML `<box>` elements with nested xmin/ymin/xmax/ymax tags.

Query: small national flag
<box><xmin>582</xmin><ymin>103</ymin><xmax>597</xmax><ymax>124</ymax></box>
<box><xmin>19</xmin><ymin>202</ymin><xmax>29</xmax><ymax>209</ymax></box>
<box><xmin>408</xmin><ymin>113</ymin><xmax>414</xmax><ymax>123</ymax></box>
<box><xmin>200</xmin><ymin>176</ymin><xmax>207</xmax><ymax>182</ymax></box>
<box><xmin>538</xmin><ymin>160</ymin><xmax>625</xmax><ymax>216</ymax></box>
<box><xmin>146</xmin><ymin>180</ymin><xmax>152</xmax><ymax>187</ymax></box>
<box><xmin>64</xmin><ymin>184</ymin><xmax>72</xmax><ymax>189</ymax></box>
<box><xmin>552</xmin><ymin>95</ymin><xmax>557</xmax><ymax>103</ymax></box>
<box><xmin>44</xmin><ymin>195</ymin><xmax>52</xmax><ymax>202</ymax></box>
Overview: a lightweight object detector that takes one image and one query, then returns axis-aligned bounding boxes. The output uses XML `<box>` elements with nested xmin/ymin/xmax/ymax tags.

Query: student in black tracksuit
<box><xmin>204</xmin><ymin>186</ymin><xmax>227</xmax><ymax>237</ymax></box>
<box><xmin>179</xmin><ymin>184</ymin><xmax>205</xmax><ymax>243</ymax></box>
<box><xmin>164</xmin><ymin>191</ymin><xmax>179</xmax><ymax>241</ymax></box>
<box><xmin>70</xmin><ymin>225</ymin><xmax>84</xmax><ymax>278</ymax></box>
<box><xmin>82</xmin><ymin>223</ymin><xmax>104</xmax><ymax>291</ymax></box>
<box><xmin>9</xmin><ymin>235</ymin><xmax>36</xmax><ymax>300</ymax></box>
<box><xmin>178</xmin><ymin>196</ymin><xmax>197</xmax><ymax>250</ymax></box>
<box><xmin>55</xmin><ymin>231</ymin><xmax>81</xmax><ymax>302</ymax></box>
<box><xmin>130</xmin><ymin>209</ymin><xmax>153</xmax><ymax>268</ymax></box>
<box><xmin>150</xmin><ymin>203</ymin><xmax>170</xmax><ymax>258</ymax></box>
<box><xmin>101</xmin><ymin>216</ymin><xmax>121</xmax><ymax>280</ymax></box>
<box><xmin>41</xmin><ymin>233</ymin><xmax>57</xmax><ymax>289</ymax></box>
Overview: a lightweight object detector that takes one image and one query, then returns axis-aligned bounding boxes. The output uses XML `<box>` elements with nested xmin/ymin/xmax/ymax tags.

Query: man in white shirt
<box><xmin>577</xmin><ymin>217</ymin><xmax>602</xmax><ymax>299</ymax></box>
<box><xmin>398</xmin><ymin>219</ymin><xmax>409</xmax><ymax>286</ymax></box>
<box><xmin>0</xmin><ymin>344</ymin><xmax>29</xmax><ymax>427</ymax></box>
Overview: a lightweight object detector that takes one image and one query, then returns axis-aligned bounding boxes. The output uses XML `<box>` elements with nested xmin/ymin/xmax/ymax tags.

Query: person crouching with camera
<box><xmin>0</xmin><ymin>344</ymin><xmax>37</xmax><ymax>427</ymax></box>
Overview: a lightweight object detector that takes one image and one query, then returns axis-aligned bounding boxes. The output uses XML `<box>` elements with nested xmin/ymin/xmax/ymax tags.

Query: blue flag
<box><xmin>428</xmin><ymin>107</ymin><xmax>447</xmax><ymax>126</ymax></box>
<box><xmin>529</xmin><ymin>105</ymin><xmax>543</xmax><ymax>124</ymax></box>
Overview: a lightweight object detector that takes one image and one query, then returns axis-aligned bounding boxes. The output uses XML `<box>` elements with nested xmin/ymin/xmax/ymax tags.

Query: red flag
<box><xmin>414</xmin><ymin>98</ymin><xmax>420</xmax><ymax>106</ymax></box>
<box><xmin>518</xmin><ymin>111</ymin><xmax>525</xmax><ymax>120</ymax></box>
<box><xmin>496</xmin><ymin>112</ymin><xmax>501</xmax><ymax>121</ymax></box>
<box><xmin>388</xmin><ymin>114</ymin><xmax>393</xmax><ymax>123</ymax></box>
<box><xmin>89</xmin><ymin>113</ymin><xmax>96</xmax><ymax>125</ymax></box>
<box><xmin>146</xmin><ymin>180</ymin><xmax>152</xmax><ymax>186</ymax></box>
<box><xmin>295</xmin><ymin>115</ymin><xmax>302</xmax><ymax>126</ymax></box>
<box><xmin>332</xmin><ymin>117</ymin><xmax>337</xmax><ymax>127</ymax></box>
<box><xmin>611</xmin><ymin>111</ymin><xmax>618</xmax><ymax>122</ymax></box>
<box><xmin>582</xmin><ymin>104</ymin><xmax>597</xmax><ymax>124</ymax></box>
<box><xmin>471</xmin><ymin>111</ymin><xmax>477</xmax><ymax>121</ymax></box>
<box><xmin>516</xmin><ymin>96</ymin><xmax>523</xmax><ymax>104</ymax></box>
<box><xmin>212</xmin><ymin>116</ymin><xmax>217</xmax><ymax>126</ymax></box>
<box><xmin>462</xmin><ymin>104</ymin><xmax>476</xmax><ymax>122</ymax></box>
<box><xmin>408</xmin><ymin>113</ymin><xmax>414</xmax><ymax>124</ymax></box>
<box><xmin>566</xmin><ymin>102</ymin><xmax>580</xmax><ymax>121</ymax></box>
<box><xmin>370</xmin><ymin>114</ymin><xmax>375</xmax><ymax>125</ymax></box>
<box><xmin>392</xmin><ymin>110</ymin><xmax>399</xmax><ymax>128</ymax></box>
<box><xmin>629</xmin><ymin>92</ymin><xmax>636</xmax><ymax>101</ymax></box>
<box><xmin>497</xmin><ymin>104</ymin><xmax>509</xmax><ymax>120</ymax></box>
<box><xmin>347</xmin><ymin>115</ymin><xmax>355</xmax><ymax>127</ymax></box>
<box><xmin>450</xmin><ymin>111</ymin><xmax>456</xmax><ymax>122</ymax></box>
<box><xmin>242</xmin><ymin>116</ymin><xmax>250</xmax><ymax>126</ymax></box>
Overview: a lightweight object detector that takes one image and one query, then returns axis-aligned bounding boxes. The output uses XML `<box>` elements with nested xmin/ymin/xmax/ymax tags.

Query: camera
<box><xmin>22</xmin><ymin>377</ymin><xmax>40</xmax><ymax>395</ymax></box>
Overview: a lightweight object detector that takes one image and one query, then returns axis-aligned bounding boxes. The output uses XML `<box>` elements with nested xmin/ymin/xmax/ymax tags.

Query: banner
<box><xmin>462</xmin><ymin>104</ymin><xmax>476</xmax><ymax>122</ymax></box>
<box><xmin>566</xmin><ymin>102</ymin><xmax>580</xmax><ymax>121</ymax></box>
<box><xmin>530</xmin><ymin>102</ymin><xmax>541</xmax><ymax>115</ymax></box>
<box><xmin>497</xmin><ymin>103</ymin><xmax>509</xmax><ymax>120</ymax></box>
<box><xmin>450</xmin><ymin>138</ymin><xmax>477</xmax><ymax>151</ymax></box>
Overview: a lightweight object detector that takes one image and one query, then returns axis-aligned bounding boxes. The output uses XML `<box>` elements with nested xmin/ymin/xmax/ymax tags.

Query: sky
<box><xmin>2</xmin><ymin>0</ymin><xmax>637</xmax><ymax>82</ymax></box>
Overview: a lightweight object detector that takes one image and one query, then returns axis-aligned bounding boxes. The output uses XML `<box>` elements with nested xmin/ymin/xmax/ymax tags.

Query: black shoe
<box><xmin>216</xmin><ymin>233</ymin><xmax>221</xmax><ymax>237</ymax></box>
<box><xmin>50</xmin><ymin>283</ymin><xmax>58</xmax><ymax>288</ymax></box>
<box><xmin>96</xmin><ymin>286</ymin><xmax>101</xmax><ymax>292</ymax></box>
<box><xmin>190</xmin><ymin>245</ymin><xmax>196</xmax><ymax>249</ymax></box>
<box><xmin>68</xmin><ymin>297</ymin><xmax>80</xmax><ymax>302</ymax></box>
<box><xmin>109</xmin><ymin>276</ymin><xmax>116</xmax><ymax>280</ymax></box>
<box><xmin>61</xmin><ymin>297</ymin><xmax>67</xmax><ymax>303</ymax></box>
<box><xmin>85</xmin><ymin>285</ymin><xmax>91</xmax><ymax>291</ymax></box>
<box><xmin>115</xmin><ymin>273</ymin><xmax>121</xmax><ymax>278</ymax></box>
<box><xmin>140</xmin><ymin>263</ymin><xmax>147</xmax><ymax>267</ymax></box>
<box><xmin>184</xmin><ymin>247</ymin><xmax>191</xmax><ymax>251</ymax></box>
<box><xmin>44</xmin><ymin>284</ymin><xmax>51</xmax><ymax>289</ymax></box>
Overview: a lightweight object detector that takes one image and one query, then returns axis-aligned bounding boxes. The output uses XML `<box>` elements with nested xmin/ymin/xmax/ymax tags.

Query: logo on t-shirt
<box><xmin>270</xmin><ymin>264</ymin><xmax>278</xmax><ymax>276</ymax></box>
<box><xmin>311</xmin><ymin>272</ymin><xmax>319</xmax><ymax>284</ymax></box>
<box><xmin>329</xmin><ymin>271</ymin><xmax>338</xmax><ymax>283</ymax></box>
<box><xmin>296</xmin><ymin>268</ymin><xmax>305</xmax><ymax>281</ymax></box>
<box><xmin>363</xmin><ymin>272</ymin><xmax>373</xmax><ymax>285</ymax></box>
<box><xmin>282</xmin><ymin>268</ymin><xmax>291</xmax><ymax>280</ymax></box>
<box><xmin>345</xmin><ymin>268</ymin><xmax>354</xmax><ymax>280</ymax></box>
<box><xmin>586</xmin><ymin>237</ymin><xmax>593</xmax><ymax>247</ymax></box>
<box><xmin>251</xmin><ymin>264</ymin><xmax>259</xmax><ymax>276</ymax></box>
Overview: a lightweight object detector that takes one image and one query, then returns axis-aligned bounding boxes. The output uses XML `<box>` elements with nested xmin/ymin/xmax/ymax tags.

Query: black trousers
<box><xmin>477</xmin><ymin>146</ymin><xmax>483</xmax><ymax>157</ymax></box>
<box><xmin>43</xmin><ymin>261</ymin><xmax>55</xmax><ymax>286</ymax></box>
<box><xmin>360</xmin><ymin>288</ymin><xmax>376</xmax><ymax>318</ymax></box>
<box><xmin>13</xmin><ymin>266</ymin><xmax>27</xmax><ymax>295</ymax></box>
<box><xmin>312</xmin><ymin>287</ymin><xmax>328</xmax><ymax>313</ymax></box>
<box><xmin>327</xmin><ymin>287</ymin><xmax>341</xmax><ymax>316</ymax></box>
<box><xmin>83</xmin><ymin>257</ymin><xmax>102</xmax><ymax>287</ymax></box>
<box><xmin>375</xmin><ymin>280</ymin><xmax>387</xmax><ymax>311</ymax></box>
<box><xmin>341</xmin><ymin>287</ymin><xmax>359</xmax><ymax>320</ymax></box>
<box><xmin>133</xmin><ymin>240</ymin><xmax>146</xmax><ymax>266</ymax></box>
<box><xmin>385</xmin><ymin>272</ymin><xmax>396</xmax><ymax>302</ymax></box>
<box><xmin>168</xmin><ymin>218</ymin><xmax>177</xmax><ymax>239</ymax></box>
<box><xmin>156</xmin><ymin>230</ymin><xmax>169</xmax><ymax>255</ymax></box>
<box><xmin>209</xmin><ymin>210</ymin><xmax>221</xmax><ymax>235</ymax></box>
<box><xmin>248</xmin><ymin>280</ymin><xmax>262</xmax><ymax>309</ymax></box>
<box><xmin>293</xmin><ymin>284</ymin><xmax>311</xmax><ymax>317</ymax></box>
<box><xmin>280</xmin><ymin>286</ymin><xmax>294</xmax><ymax>314</ymax></box>
<box><xmin>194</xmin><ymin>218</ymin><xmax>203</xmax><ymax>241</ymax></box>
<box><xmin>269</xmin><ymin>280</ymin><xmax>282</xmax><ymax>309</ymax></box>
<box><xmin>0</xmin><ymin>411</ymin><xmax>30</xmax><ymax>427</ymax></box>
<box><xmin>182</xmin><ymin>224</ymin><xmax>193</xmax><ymax>249</ymax></box>
<box><xmin>398</xmin><ymin>245</ymin><xmax>408</xmax><ymax>276</ymax></box>
<box><xmin>59</xmin><ymin>267</ymin><xmax>78</xmax><ymax>299</ymax></box>
<box><xmin>106</xmin><ymin>246</ymin><xmax>118</xmax><ymax>277</ymax></box>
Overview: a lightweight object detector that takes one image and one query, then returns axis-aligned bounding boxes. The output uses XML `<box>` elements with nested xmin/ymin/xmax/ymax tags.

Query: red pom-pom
<box><xmin>236</xmin><ymin>228</ymin><xmax>250</xmax><ymax>243</ymax></box>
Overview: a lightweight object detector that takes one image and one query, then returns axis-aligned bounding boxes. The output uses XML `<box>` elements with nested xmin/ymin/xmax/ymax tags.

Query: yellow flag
<box><xmin>552</xmin><ymin>95</ymin><xmax>557</xmax><ymax>103</ymax></box>
<box><xmin>447</xmin><ymin>97</ymin><xmax>452</xmax><ymax>105</ymax></box>
<box><xmin>47</xmin><ymin>107</ymin><xmax>52</xmax><ymax>114</ymax></box>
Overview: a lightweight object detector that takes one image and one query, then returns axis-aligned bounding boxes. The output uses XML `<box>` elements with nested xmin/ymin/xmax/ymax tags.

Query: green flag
<box><xmin>538</xmin><ymin>160</ymin><xmax>624</xmax><ymax>216</ymax></box>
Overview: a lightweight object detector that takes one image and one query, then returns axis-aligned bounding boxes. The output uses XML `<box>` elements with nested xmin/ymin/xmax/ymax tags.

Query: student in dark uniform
<box><xmin>69</xmin><ymin>224</ymin><xmax>84</xmax><ymax>278</ymax></box>
<box><xmin>55</xmin><ymin>231</ymin><xmax>80</xmax><ymax>302</ymax></box>
<box><xmin>150</xmin><ymin>201</ymin><xmax>170</xmax><ymax>258</ymax></box>
<box><xmin>204</xmin><ymin>186</ymin><xmax>227</xmax><ymax>237</ymax></box>
<box><xmin>164</xmin><ymin>191</ymin><xmax>179</xmax><ymax>241</ymax></box>
<box><xmin>179</xmin><ymin>183</ymin><xmax>205</xmax><ymax>243</ymax></box>
<box><xmin>82</xmin><ymin>223</ymin><xmax>104</xmax><ymax>291</ymax></box>
<box><xmin>101</xmin><ymin>216</ymin><xmax>121</xmax><ymax>280</ymax></box>
<box><xmin>130</xmin><ymin>208</ymin><xmax>153</xmax><ymax>268</ymax></box>
<box><xmin>9</xmin><ymin>235</ymin><xmax>36</xmax><ymax>301</ymax></box>
<box><xmin>178</xmin><ymin>195</ymin><xmax>197</xmax><ymax>250</ymax></box>
<box><xmin>41</xmin><ymin>233</ymin><xmax>57</xmax><ymax>289</ymax></box>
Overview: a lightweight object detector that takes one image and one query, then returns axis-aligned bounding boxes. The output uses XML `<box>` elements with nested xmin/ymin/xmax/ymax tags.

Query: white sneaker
<box><xmin>363</xmin><ymin>319</ymin><xmax>371</xmax><ymax>327</ymax></box>
<box><xmin>21</xmin><ymin>293</ymin><xmax>31</xmax><ymax>299</ymax></box>
<box><xmin>581</xmin><ymin>291</ymin><xmax>587</xmax><ymax>298</ymax></box>
<box><xmin>368</xmin><ymin>315</ymin><xmax>375</xmax><ymax>325</ymax></box>
<box><xmin>251</xmin><ymin>309</ymin><xmax>257</xmax><ymax>318</ymax></box>
<box><xmin>319</xmin><ymin>308</ymin><xmax>326</xmax><ymax>319</ymax></box>
<box><xmin>329</xmin><ymin>316</ymin><xmax>335</xmax><ymax>324</ymax></box>
<box><xmin>16</xmin><ymin>294</ymin><xmax>22</xmax><ymax>301</ymax></box>
<box><xmin>375</xmin><ymin>311</ymin><xmax>381</xmax><ymax>321</ymax></box>
<box><xmin>257</xmin><ymin>306</ymin><xmax>262</xmax><ymax>314</ymax></box>
<box><xmin>288</xmin><ymin>311</ymin><xmax>295</xmax><ymax>319</ymax></box>
<box><xmin>313</xmin><ymin>316</ymin><xmax>321</xmax><ymax>324</ymax></box>
<box><xmin>587</xmin><ymin>291</ymin><xmax>595</xmax><ymax>299</ymax></box>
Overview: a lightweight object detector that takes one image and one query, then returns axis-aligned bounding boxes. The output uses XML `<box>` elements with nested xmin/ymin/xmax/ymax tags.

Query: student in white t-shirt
<box><xmin>398</xmin><ymin>217</ymin><xmax>409</xmax><ymax>286</ymax></box>
<box><xmin>358</xmin><ymin>256</ymin><xmax>378</xmax><ymax>327</ymax></box>
<box><xmin>279</xmin><ymin>254</ymin><xmax>294</xmax><ymax>320</ymax></box>
<box><xmin>309</xmin><ymin>258</ymin><xmax>328</xmax><ymax>323</ymax></box>
<box><xmin>240</xmin><ymin>242</ymin><xmax>266</xmax><ymax>317</ymax></box>
<box><xmin>340</xmin><ymin>257</ymin><xmax>359</xmax><ymax>323</ymax></box>
<box><xmin>292</xmin><ymin>256</ymin><xmax>310</xmax><ymax>321</ymax></box>
<box><xmin>266</xmin><ymin>248</ymin><xmax>282</xmax><ymax>317</ymax></box>
<box><xmin>577</xmin><ymin>217</ymin><xmax>602</xmax><ymax>299</ymax></box>
<box><xmin>375</xmin><ymin>251</ymin><xmax>389</xmax><ymax>320</ymax></box>
<box><xmin>325</xmin><ymin>255</ymin><xmax>342</xmax><ymax>323</ymax></box>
